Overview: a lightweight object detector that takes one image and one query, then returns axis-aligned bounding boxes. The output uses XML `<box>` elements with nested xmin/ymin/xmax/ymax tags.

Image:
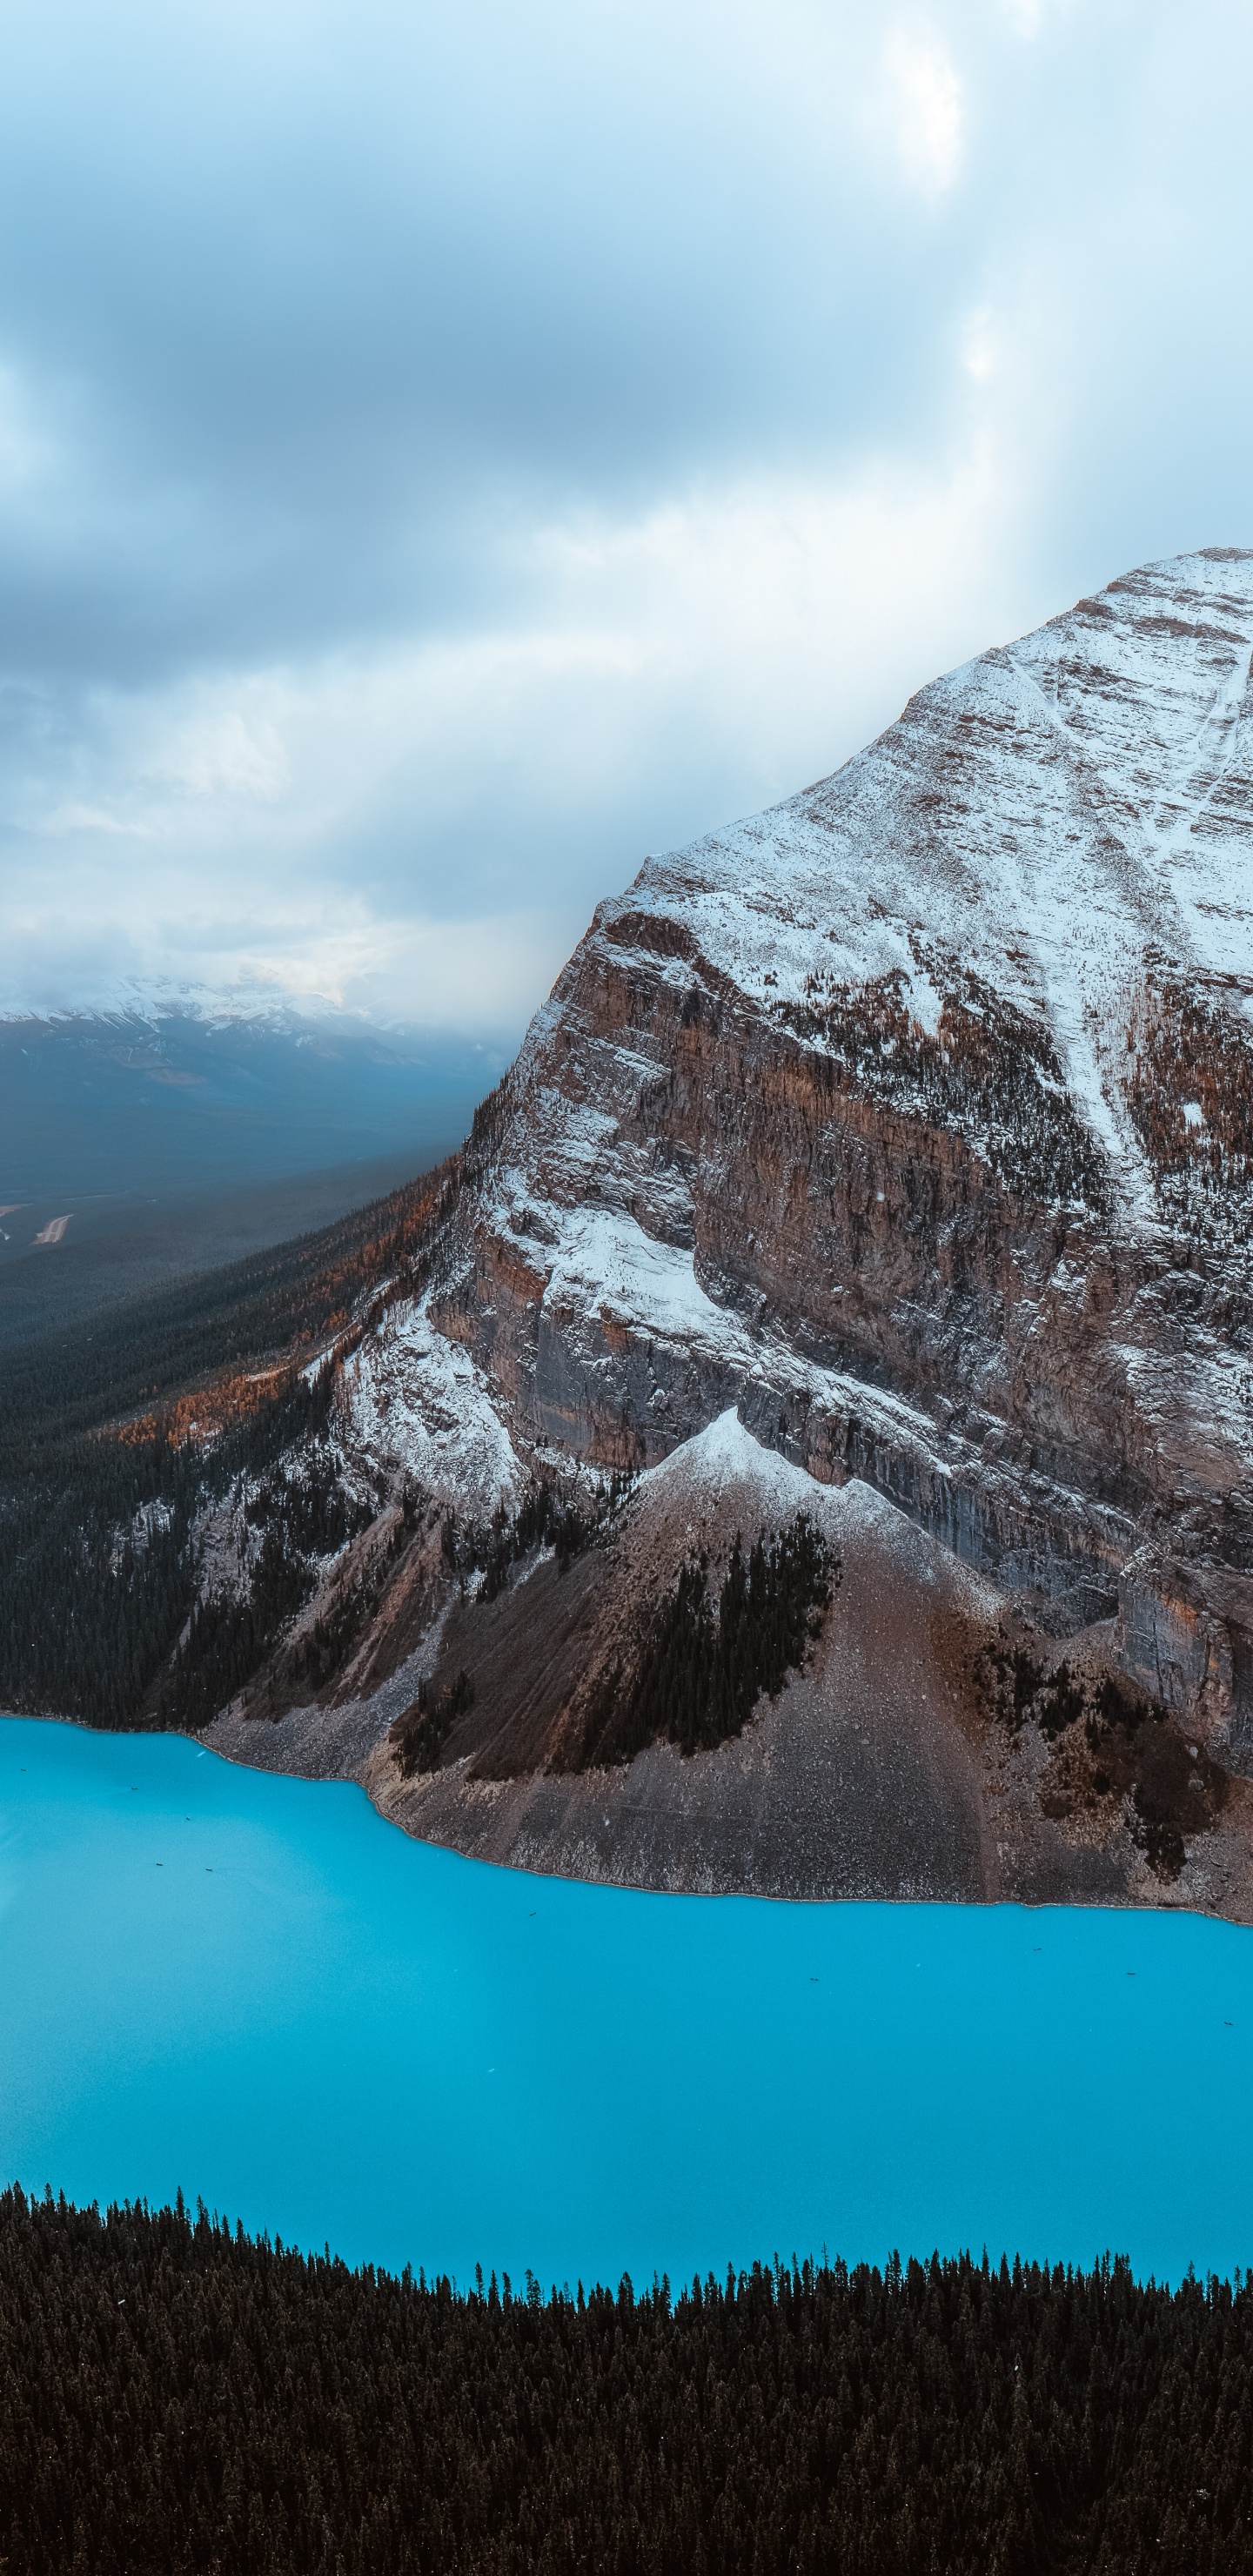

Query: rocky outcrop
<box><xmin>213</xmin><ymin>549</ymin><xmax>1253</xmax><ymax>1911</ymax></box>
<box><xmin>404</xmin><ymin>550</ymin><xmax>1253</xmax><ymax>1773</ymax></box>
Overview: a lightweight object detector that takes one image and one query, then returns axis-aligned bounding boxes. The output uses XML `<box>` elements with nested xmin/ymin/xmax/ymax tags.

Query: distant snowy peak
<box><xmin>1</xmin><ymin>989</ymin><xmax>391</xmax><ymax>1037</ymax></box>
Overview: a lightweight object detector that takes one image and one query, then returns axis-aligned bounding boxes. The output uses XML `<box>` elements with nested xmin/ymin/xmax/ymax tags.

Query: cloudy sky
<box><xmin>2</xmin><ymin>0</ymin><xmax>1250</xmax><ymax>1037</ymax></box>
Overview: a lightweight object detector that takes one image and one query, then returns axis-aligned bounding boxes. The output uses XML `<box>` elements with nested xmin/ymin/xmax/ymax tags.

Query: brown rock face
<box><xmin>222</xmin><ymin>550</ymin><xmax>1253</xmax><ymax>1915</ymax></box>
<box><xmin>411</xmin><ymin>551</ymin><xmax>1253</xmax><ymax>1772</ymax></box>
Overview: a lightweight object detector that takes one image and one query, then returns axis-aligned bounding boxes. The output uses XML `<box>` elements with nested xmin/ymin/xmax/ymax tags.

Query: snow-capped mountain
<box><xmin>0</xmin><ymin>1003</ymin><xmax>501</xmax><ymax>1198</ymax></box>
<box><xmin>209</xmin><ymin>549</ymin><xmax>1253</xmax><ymax>1915</ymax></box>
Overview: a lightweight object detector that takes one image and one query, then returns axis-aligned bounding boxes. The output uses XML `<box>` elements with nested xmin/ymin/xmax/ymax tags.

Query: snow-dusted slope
<box><xmin>620</xmin><ymin>547</ymin><xmax>1253</xmax><ymax>1226</ymax></box>
<box><xmin>388</xmin><ymin>550</ymin><xmax>1253</xmax><ymax>1768</ymax></box>
<box><xmin>208</xmin><ymin>550</ymin><xmax>1253</xmax><ymax>1910</ymax></box>
<box><xmin>651</xmin><ymin>553</ymin><xmax>1253</xmax><ymax>1006</ymax></box>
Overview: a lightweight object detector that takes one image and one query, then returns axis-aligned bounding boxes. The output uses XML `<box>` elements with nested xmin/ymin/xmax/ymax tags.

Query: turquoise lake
<box><xmin>2</xmin><ymin>1714</ymin><xmax>1251</xmax><ymax>2289</ymax></box>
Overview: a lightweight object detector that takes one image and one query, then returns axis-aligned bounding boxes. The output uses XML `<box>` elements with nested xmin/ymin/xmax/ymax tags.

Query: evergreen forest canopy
<box><xmin>1</xmin><ymin>2185</ymin><xmax>1250</xmax><ymax>2576</ymax></box>
<box><xmin>575</xmin><ymin>1516</ymin><xmax>835</xmax><ymax>1768</ymax></box>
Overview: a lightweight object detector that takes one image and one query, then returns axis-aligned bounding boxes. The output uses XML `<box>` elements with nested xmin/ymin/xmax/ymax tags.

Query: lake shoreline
<box><xmin>12</xmin><ymin>1698</ymin><xmax>1253</xmax><ymax>1922</ymax></box>
<box><xmin>3</xmin><ymin>1711</ymin><xmax>1252</xmax><ymax>2293</ymax></box>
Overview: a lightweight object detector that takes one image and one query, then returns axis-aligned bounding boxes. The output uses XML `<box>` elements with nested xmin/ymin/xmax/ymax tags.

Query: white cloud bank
<box><xmin>3</xmin><ymin>446</ymin><xmax>1035</xmax><ymax>1026</ymax></box>
<box><xmin>0</xmin><ymin>0</ymin><xmax>1249</xmax><ymax>1034</ymax></box>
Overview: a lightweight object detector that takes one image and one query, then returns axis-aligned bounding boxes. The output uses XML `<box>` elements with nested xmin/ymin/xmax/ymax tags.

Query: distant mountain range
<box><xmin>12</xmin><ymin>549</ymin><xmax>1253</xmax><ymax>1923</ymax></box>
<box><xmin>0</xmin><ymin>1004</ymin><xmax>506</xmax><ymax>1199</ymax></box>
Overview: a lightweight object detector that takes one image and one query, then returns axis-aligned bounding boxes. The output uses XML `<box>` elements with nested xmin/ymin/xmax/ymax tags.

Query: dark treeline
<box><xmin>157</xmin><ymin>1439</ymin><xmax>381</xmax><ymax>1732</ymax></box>
<box><xmin>975</xmin><ymin>1639</ymin><xmax>1226</xmax><ymax>1883</ymax></box>
<box><xmin>391</xmin><ymin>1666</ymin><xmax>477</xmax><ymax>1775</ymax></box>
<box><xmin>580</xmin><ymin>1513</ymin><xmax>834</xmax><ymax>1767</ymax></box>
<box><xmin>2</xmin><ymin>2186</ymin><xmax>1251</xmax><ymax>2576</ymax></box>
<box><xmin>440</xmin><ymin>1469</ymin><xmax>636</xmax><ymax>1602</ymax></box>
<box><xmin>1125</xmin><ymin>974</ymin><xmax>1253</xmax><ymax>1228</ymax></box>
<box><xmin>0</xmin><ymin>1162</ymin><xmax>458</xmax><ymax>1460</ymax></box>
<box><xmin>0</xmin><ymin>1158</ymin><xmax>459</xmax><ymax>1727</ymax></box>
<box><xmin>774</xmin><ymin>958</ymin><xmax>1109</xmax><ymax>1214</ymax></box>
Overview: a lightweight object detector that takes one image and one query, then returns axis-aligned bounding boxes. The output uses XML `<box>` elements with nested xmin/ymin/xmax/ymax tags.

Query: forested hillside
<box><xmin>1</xmin><ymin>2186</ymin><xmax>1250</xmax><ymax>2575</ymax></box>
<box><xmin>0</xmin><ymin>1150</ymin><xmax>461</xmax><ymax>1725</ymax></box>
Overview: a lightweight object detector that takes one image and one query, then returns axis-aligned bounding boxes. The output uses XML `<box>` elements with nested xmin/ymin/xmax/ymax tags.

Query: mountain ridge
<box><xmin>12</xmin><ymin>549</ymin><xmax>1253</xmax><ymax>1917</ymax></box>
<box><xmin>195</xmin><ymin>548</ymin><xmax>1253</xmax><ymax>1918</ymax></box>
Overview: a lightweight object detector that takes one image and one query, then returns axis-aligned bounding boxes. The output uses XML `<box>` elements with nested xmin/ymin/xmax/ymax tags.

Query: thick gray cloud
<box><xmin>1</xmin><ymin>0</ymin><xmax>1250</xmax><ymax>1029</ymax></box>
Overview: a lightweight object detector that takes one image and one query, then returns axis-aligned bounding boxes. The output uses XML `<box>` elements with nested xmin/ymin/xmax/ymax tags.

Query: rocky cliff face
<box><xmin>209</xmin><ymin>547</ymin><xmax>1253</xmax><ymax>1914</ymax></box>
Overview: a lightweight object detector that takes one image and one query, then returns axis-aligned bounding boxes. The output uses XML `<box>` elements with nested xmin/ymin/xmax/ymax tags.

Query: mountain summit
<box><xmin>200</xmin><ymin>551</ymin><xmax>1253</xmax><ymax>1914</ymax></box>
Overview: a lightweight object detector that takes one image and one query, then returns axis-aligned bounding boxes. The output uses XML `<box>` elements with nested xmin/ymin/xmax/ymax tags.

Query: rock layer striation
<box><xmin>210</xmin><ymin>549</ymin><xmax>1253</xmax><ymax>1912</ymax></box>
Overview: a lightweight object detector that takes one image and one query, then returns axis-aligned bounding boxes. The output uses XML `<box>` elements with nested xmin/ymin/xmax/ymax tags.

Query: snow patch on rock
<box><xmin>344</xmin><ymin>1298</ymin><xmax>522</xmax><ymax>1518</ymax></box>
<box><xmin>543</xmin><ymin>1209</ymin><xmax>758</xmax><ymax>1362</ymax></box>
<box><xmin>639</xmin><ymin>1405</ymin><xmax>824</xmax><ymax>1519</ymax></box>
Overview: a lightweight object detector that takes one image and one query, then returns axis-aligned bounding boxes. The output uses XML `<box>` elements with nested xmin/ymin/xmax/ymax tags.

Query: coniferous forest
<box><xmin>0</xmin><ymin>2187</ymin><xmax>1250</xmax><ymax>2575</ymax></box>
<box><xmin>0</xmin><ymin>1147</ymin><xmax>466</xmax><ymax>1728</ymax></box>
<box><xmin>578</xmin><ymin>1516</ymin><xmax>834</xmax><ymax>1768</ymax></box>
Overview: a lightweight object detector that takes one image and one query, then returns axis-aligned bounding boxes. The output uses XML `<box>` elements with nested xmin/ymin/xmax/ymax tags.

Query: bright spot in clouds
<box><xmin>10</xmin><ymin>450</ymin><xmax>1027</xmax><ymax>1029</ymax></box>
<box><xmin>0</xmin><ymin>0</ymin><xmax>1247</xmax><ymax>1038</ymax></box>
<box><xmin>882</xmin><ymin>27</ymin><xmax>965</xmax><ymax>195</ymax></box>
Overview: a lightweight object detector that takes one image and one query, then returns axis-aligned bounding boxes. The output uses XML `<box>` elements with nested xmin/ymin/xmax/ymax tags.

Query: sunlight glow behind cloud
<box><xmin>0</xmin><ymin>0</ymin><xmax>1249</xmax><ymax>1036</ymax></box>
<box><xmin>881</xmin><ymin>28</ymin><xmax>966</xmax><ymax>195</ymax></box>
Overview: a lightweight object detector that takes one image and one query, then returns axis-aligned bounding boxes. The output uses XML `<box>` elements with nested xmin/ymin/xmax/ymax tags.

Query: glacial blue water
<box><xmin>2</xmin><ymin>1714</ymin><xmax>1251</xmax><ymax>2291</ymax></box>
